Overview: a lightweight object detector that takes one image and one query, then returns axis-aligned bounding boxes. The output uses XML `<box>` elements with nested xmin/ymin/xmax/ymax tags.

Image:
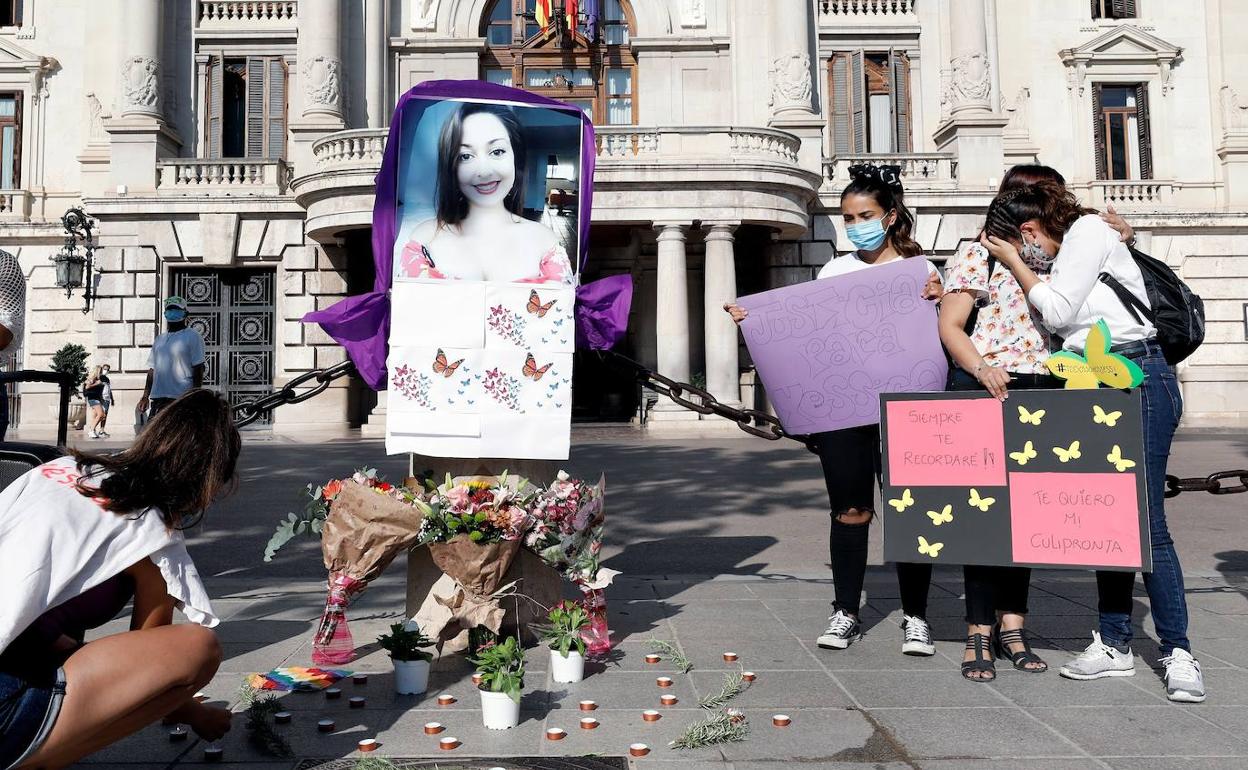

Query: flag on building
<box><xmin>536</xmin><ymin>0</ymin><xmax>551</xmax><ymax>28</ymax></box>
<box><xmin>583</xmin><ymin>0</ymin><xmax>599</xmax><ymax>40</ymax></box>
<box><xmin>566</xmin><ymin>0</ymin><xmax>579</xmax><ymax>31</ymax></box>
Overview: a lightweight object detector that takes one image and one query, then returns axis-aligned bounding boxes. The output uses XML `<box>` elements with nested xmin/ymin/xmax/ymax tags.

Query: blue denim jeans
<box><xmin>1095</xmin><ymin>340</ymin><xmax>1189</xmax><ymax>654</ymax></box>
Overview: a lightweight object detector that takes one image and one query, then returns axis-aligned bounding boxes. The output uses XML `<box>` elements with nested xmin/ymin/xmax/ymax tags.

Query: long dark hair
<box><xmin>999</xmin><ymin>163</ymin><xmax>1065</xmax><ymax>193</ymax></box>
<box><xmin>984</xmin><ymin>179</ymin><xmax>1095</xmax><ymax>244</ymax></box>
<box><xmin>840</xmin><ymin>163</ymin><xmax>923</xmax><ymax>257</ymax></box>
<box><xmin>435</xmin><ymin>102</ymin><xmax>528</xmax><ymax>228</ymax></box>
<box><xmin>71</xmin><ymin>389</ymin><xmax>242</xmax><ymax>529</ymax></box>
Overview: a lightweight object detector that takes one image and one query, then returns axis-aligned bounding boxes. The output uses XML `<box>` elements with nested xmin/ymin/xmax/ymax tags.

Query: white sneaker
<box><xmin>901</xmin><ymin>615</ymin><xmax>935</xmax><ymax>656</ymax></box>
<box><xmin>1059</xmin><ymin>631</ymin><xmax>1136</xmax><ymax>680</ymax></box>
<box><xmin>817</xmin><ymin>609</ymin><xmax>861</xmax><ymax>650</ymax></box>
<box><xmin>1160</xmin><ymin>648</ymin><xmax>1206</xmax><ymax>703</ymax></box>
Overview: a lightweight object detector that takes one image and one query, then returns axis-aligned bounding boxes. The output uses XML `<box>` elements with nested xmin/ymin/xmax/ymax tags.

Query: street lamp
<box><xmin>50</xmin><ymin>207</ymin><xmax>96</xmax><ymax>313</ymax></box>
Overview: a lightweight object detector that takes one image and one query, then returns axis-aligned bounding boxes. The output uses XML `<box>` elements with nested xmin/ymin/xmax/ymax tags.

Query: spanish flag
<box><xmin>536</xmin><ymin>0</ymin><xmax>551</xmax><ymax>28</ymax></box>
<box><xmin>566</xmin><ymin>0</ymin><xmax>578</xmax><ymax>29</ymax></box>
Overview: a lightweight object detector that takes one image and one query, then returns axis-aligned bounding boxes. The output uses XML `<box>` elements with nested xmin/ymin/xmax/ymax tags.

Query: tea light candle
<box><xmin>471</xmin><ymin>672</ymin><xmax>484</xmax><ymax>686</ymax></box>
<box><xmin>353</xmin><ymin>674</ymin><xmax>369</xmax><ymax>685</ymax></box>
<box><xmin>722</xmin><ymin>652</ymin><xmax>739</xmax><ymax>662</ymax></box>
<box><xmin>743</xmin><ymin>671</ymin><xmax>757</xmax><ymax>682</ymax></box>
<box><xmin>773</xmin><ymin>714</ymin><xmax>792</xmax><ymax>727</ymax></box>
<box><xmin>642</xmin><ymin>710</ymin><xmax>662</xmax><ymax>722</ymax></box>
<box><xmin>325</xmin><ymin>687</ymin><xmax>342</xmax><ymax>700</ymax></box>
<box><xmin>318</xmin><ymin>718</ymin><xmax>336</xmax><ymax>733</ymax></box>
<box><xmin>357</xmin><ymin>739</ymin><xmax>378</xmax><ymax>753</ymax></box>
<box><xmin>439</xmin><ymin>736</ymin><xmax>460</xmax><ymax>750</ymax></box>
<box><xmin>546</xmin><ymin>728</ymin><xmax>567</xmax><ymax>741</ymax></box>
<box><xmin>424</xmin><ymin>722</ymin><xmax>445</xmax><ymax>735</ymax></box>
<box><xmin>349</xmin><ymin>696</ymin><xmax>366</xmax><ymax>709</ymax></box>
<box><xmin>656</xmin><ymin>676</ymin><xmax>673</xmax><ymax>688</ymax></box>
<box><xmin>193</xmin><ymin>692</ymin><xmax>208</xmax><ymax>703</ymax></box>
<box><xmin>644</xmin><ymin>653</ymin><xmax>661</xmax><ymax>664</ymax></box>
<box><xmin>274</xmin><ymin>711</ymin><xmax>292</xmax><ymax>725</ymax></box>
<box><xmin>578</xmin><ymin>700</ymin><xmax>598</xmax><ymax>711</ymax></box>
<box><xmin>629</xmin><ymin>744</ymin><xmax>650</xmax><ymax>757</ymax></box>
<box><xmin>203</xmin><ymin>746</ymin><xmax>223</xmax><ymax>762</ymax></box>
<box><xmin>436</xmin><ymin>693</ymin><xmax>456</xmax><ymax>706</ymax></box>
<box><xmin>168</xmin><ymin>726</ymin><xmax>188</xmax><ymax>742</ymax></box>
<box><xmin>579</xmin><ymin>717</ymin><xmax>600</xmax><ymax>730</ymax></box>
<box><xmin>660</xmin><ymin>694</ymin><xmax>678</xmax><ymax>706</ymax></box>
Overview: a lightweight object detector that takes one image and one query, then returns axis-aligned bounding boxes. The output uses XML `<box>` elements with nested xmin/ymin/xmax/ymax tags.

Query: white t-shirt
<box><xmin>148</xmin><ymin>327</ymin><xmax>206</xmax><ymax>399</ymax></box>
<box><xmin>1025</xmin><ymin>214</ymin><xmax>1155</xmax><ymax>353</ymax></box>
<box><xmin>818</xmin><ymin>253</ymin><xmax>941</xmax><ymax>281</ymax></box>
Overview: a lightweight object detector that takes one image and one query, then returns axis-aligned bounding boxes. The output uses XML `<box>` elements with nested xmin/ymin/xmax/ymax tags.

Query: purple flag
<box><xmin>735</xmin><ymin>257</ymin><xmax>947</xmax><ymax>434</ymax></box>
<box><xmin>584</xmin><ymin>0</ymin><xmax>600</xmax><ymax>40</ymax></box>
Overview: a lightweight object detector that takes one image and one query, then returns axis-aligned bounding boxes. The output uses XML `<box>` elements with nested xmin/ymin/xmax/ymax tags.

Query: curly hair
<box><xmin>983</xmin><ymin>179</ymin><xmax>1095</xmax><ymax>244</ymax></box>
<box><xmin>840</xmin><ymin>163</ymin><xmax>924</xmax><ymax>257</ymax></box>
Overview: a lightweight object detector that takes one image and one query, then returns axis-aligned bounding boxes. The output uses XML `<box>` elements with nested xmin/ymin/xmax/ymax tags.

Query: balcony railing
<box><xmin>157</xmin><ymin>159</ymin><xmax>290</xmax><ymax>194</ymax></box>
<box><xmin>313</xmin><ymin>129</ymin><xmax>388</xmax><ymax>172</ymax></box>
<box><xmin>0</xmin><ymin>189</ymin><xmax>31</xmax><ymax>221</ymax></box>
<box><xmin>1085</xmin><ymin>179</ymin><xmax>1174</xmax><ymax>209</ymax></box>
<box><xmin>823</xmin><ymin>153</ymin><xmax>957</xmax><ymax>189</ymax></box>
<box><xmin>197</xmin><ymin>1</ymin><xmax>297</xmax><ymax>28</ymax></box>
<box><xmin>820</xmin><ymin>0</ymin><xmax>916</xmax><ymax>17</ymax></box>
<box><xmin>596</xmin><ymin>127</ymin><xmax>802</xmax><ymax>165</ymax></box>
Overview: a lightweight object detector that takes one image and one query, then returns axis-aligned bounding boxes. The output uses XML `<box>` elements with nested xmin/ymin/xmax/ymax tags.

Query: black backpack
<box><xmin>1098</xmin><ymin>246</ymin><xmax>1205</xmax><ymax>365</ymax></box>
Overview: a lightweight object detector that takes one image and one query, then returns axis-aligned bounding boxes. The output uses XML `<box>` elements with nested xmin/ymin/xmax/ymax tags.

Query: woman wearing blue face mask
<box><xmin>725</xmin><ymin>164</ymin><xmax>942</xmax><ymax>657</ymax></box>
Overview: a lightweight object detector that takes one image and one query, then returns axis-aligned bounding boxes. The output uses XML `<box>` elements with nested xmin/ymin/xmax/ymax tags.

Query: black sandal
<box><xmin>992</xmin><ymin>623</ymin><xmax>1048</xmax><ymax>673</ymax></box>
<box><xmin>961</xmin><ymin>632</ymin><xmax>996</xmax><ymax>682</ymax></box>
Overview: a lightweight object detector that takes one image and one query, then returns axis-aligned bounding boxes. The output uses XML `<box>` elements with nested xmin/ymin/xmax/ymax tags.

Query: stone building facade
<box><xmin>5</xmin><ymin>0</ymin><xmax>1248</xmax><ymax>434</ymax></box>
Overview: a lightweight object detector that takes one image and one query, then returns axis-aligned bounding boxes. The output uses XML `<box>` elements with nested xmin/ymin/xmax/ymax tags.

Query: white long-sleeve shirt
<box><xmin>1026</xmin><ymin>214</ymin><xmax>1154</xmax><ymax>353</ymax></box>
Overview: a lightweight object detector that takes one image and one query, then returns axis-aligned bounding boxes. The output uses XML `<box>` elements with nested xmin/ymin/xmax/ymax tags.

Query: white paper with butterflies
<box><xmin>386</xmin><ymin>280</ymin><xmax>576</xmax><ymax>459</ymax></box>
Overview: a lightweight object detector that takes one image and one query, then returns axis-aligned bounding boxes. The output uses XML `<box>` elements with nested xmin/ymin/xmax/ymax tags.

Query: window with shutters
<box><xmin>0</xmin><ymin>93</ymin><xmax>20</xmax><ymax>189</ymax></box>
<box><xmin>0</xmin><ymin>1</ymin><xmax>20</xmax><ymax>27</ymax></box>
<box><xmin>1093</xmin><ymin>83</ymin><xmax>1152</xmax><ymax>180</ymax></box>
<box><xmin>480</xmin><ymin>0</ymin><xmax>638</xmax><ymax>125</ymax></box>
<box><xmin>1092</xmin><ymin>0</ymin><xmax>1137</xmax><ymax>19</ymax></box>
<box><xmin>204</xmin><ymin>55</ymin><xmax>287</xmax><ymax>160</ymax></box>
<box><xmin>828</xmin><ymin>50</ymin><xmax>911</xmax><ymax>155</ymax></box>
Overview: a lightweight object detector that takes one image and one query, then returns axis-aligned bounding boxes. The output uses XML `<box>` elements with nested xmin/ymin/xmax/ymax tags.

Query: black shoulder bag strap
<box><xmin>1098</xmin><ymin>271</ymin><xmax>1155</xmax><ymax>325</ymax></box>
<box><xmin>963</xmin><ymin>254</ymin><xmax>999</xmax><ymax>335</ymax></box>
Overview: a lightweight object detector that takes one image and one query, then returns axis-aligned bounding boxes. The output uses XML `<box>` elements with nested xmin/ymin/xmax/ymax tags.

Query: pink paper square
<box><xmin>1009</xmin><ymin>472</ymin><xmax>1143</xmax><ymax>568</ymax></box>
<box><xmin>885</xmin><ymin>399</ymin><xmax>1006</xmax><ymax>487</ymax></box>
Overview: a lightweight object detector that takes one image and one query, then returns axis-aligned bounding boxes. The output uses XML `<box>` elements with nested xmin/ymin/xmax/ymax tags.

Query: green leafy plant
<box><xmin>698</xmin><ymin>669</ymin><xmax>747</xmax><ymax>709</ymax></box>
<box><xmin>354</xmin><ymin>758</ymin><xmax>398</xmax><ymax>770</ymax></box>
<box><xmin>237</xmin><ymin>683</ymin><xmax>293</xmax><ymax>758</ymax></box>
<box><xmin>50</xmin><ymin>343</ymin><xmax>89</xmax><ymax>398</ymax></box>
<box><xmin>416</xmin><ymin>472</ymin><xmax>534</xmax><ymax>545</ymax></box>
<box><xmin>670</xmin><ymin>709</ymin><xmax>748</xmax><ymax>749</ymax></box>
<box><xmin>537</xmin><ymin>601</ymin><xmax>590</xmax><ymax>658</ymax></box>
<box><xmin>376</xmin><ymin>621</ymin><xmax>434</xmax><ymax>663</ymax></box>
<box><xmin>469</xmin><ymin>635</ymin><xmax>526</xmax><ymax>703</ymax></box>
<box><xmin>646</xmin><ymin>638</ymin><xmax>693</xmax><ymax>673</ymax></box>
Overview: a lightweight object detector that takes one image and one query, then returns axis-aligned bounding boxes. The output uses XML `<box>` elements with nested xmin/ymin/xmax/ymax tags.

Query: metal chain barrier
<box><xmin>234</xmin><ymin>352</ymin><xmax>1246</xmax><ymax>498</ymax></box>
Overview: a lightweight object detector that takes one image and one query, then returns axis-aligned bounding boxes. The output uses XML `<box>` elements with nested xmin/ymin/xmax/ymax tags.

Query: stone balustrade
<box><xmin>1086</xmin><ymin>179</ymin><xmax>1174</xmax><ymax>209</ymax></box>
<box><xmin>596</xmin><ymin>126</ymin><xmax>802</xmax><ymax>165</ymax></box>
<box><xmin>156</xmin><ymin>159</ymin><xmax>290</xmax><ymax>194</ymax></box>
<box><xmin>0</xmin><ymin>189</ymin><xmax>31</xmax><ymax>221</ymax></box>
<box><xmin>820</xmin><ymin>0</ymin><xmax>916</xmax><ymax>17</ymax></box>
<box><xmin>197</xmin><ymin>0</ymin><xmax>297</xmax><ymax>28</ymax></box>
<box><xmin>823</xmin><ymin>153</ymin><xmax>958</xmax><ymax>190</ymax></box>
<box><xmin>312</xmin><ymin>129</ymin><xmax>388</xmax><ymax>171</ymax></box>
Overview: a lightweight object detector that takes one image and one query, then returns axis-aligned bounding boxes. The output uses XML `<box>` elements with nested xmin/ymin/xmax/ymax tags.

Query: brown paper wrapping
<box><xmin>321</xmin><ymin>480</ymin><xmax>426</xmax><ymax>583</ymax></box>
<box><xmin>426</xmin><ymin>535</ymin><xmax>522</xmax><ymax>597</ymax></box>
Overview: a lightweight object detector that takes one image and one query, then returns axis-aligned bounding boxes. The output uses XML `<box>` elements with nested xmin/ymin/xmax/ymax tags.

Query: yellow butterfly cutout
<box><xmin>917</xmin><ymin>536</ymin><xmax>944</xmax><ymax>558</ymax></box>
<box><xmin>1107</xmin><ymin>444</ymin><xmax>1137</xmax><ymax>472</ymax></box>
<box><xmin>1053</xmin><ymin>440</ymin><xmax>1082</xmax><ymax>463</ymax></box>
<box><xmin>968</xmin><ymin>488</ymin><xmax>995</xmax><ymax>512</ymax></box>
<box><xmin>1009</xmin><ymin>440</ymin><xmax>1038</xmax><ymax>466</ymax></box>
<box><xmin>1046</xmin><ymin>320</ymin><xmax>1146</xmax><ymax>390</ymax></box>
<box><xmin>1093</xmin><ymin>404</ymin><xmax>1122</xmax><ymax>427</ymax></box>
<box><xmin>1017</xmin><ymin>405</ymin><xmax>1046</xmax><ymax>426</ymax></box>
<box><xmin>888</xmin><ymin>488</ymin><xmax>915</xmax><ymax>513</ymax></box>
<box><xmin>926</xmin><ymin>504</ymin><xmax>953</xmax><ymax>526</ymax></box>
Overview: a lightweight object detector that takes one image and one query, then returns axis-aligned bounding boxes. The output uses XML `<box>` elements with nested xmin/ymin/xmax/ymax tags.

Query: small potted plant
<box><xmin>49</xmin><ymin>342</ymin><xmax>89</xmax><ymax>429</ymax></box>
<box><xmin>540</xmin><ymin>601</ymin><xmax>590</xmax><ymax>684</ymax></box>
<box><xmin>469</xmin><ymin>635</ymin><xmax>525</xmax><ymax>730</ymax></box>
<box><xmin>376</xmin><ymin>620</ymin><xmax>434</xmax><ymax>695</ymax></box>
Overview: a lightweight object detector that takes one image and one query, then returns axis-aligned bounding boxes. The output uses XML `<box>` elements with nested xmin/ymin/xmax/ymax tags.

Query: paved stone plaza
<box><xmin>61</xmin><ymin>428</ymin><xmax>1248</xmax><ymax>769</ymax></box>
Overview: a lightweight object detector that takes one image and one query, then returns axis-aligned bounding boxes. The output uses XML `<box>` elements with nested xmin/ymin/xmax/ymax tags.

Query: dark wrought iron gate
<box><xmin>173</xmin><ymin>268</ymin><xmax>276</xmax><ymax>428</ymax></box>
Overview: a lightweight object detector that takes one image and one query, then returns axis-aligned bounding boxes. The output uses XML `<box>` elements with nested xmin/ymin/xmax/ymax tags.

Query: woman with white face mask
<box><xmin>397</xmin><ymin>103</ymin><xmax>574</xmax><ymax>285</ymax></box>
<box><xmin>725</xmin><ymin>164</ymin><xmax>942</xmax><ymax>659</ymax></box>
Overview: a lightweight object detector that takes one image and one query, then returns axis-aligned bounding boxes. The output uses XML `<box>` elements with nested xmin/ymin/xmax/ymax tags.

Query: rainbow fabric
<box><xmin>247</xmin><ymin>667</ymin><xmax>351</xmax><ymax>692</ymax></box>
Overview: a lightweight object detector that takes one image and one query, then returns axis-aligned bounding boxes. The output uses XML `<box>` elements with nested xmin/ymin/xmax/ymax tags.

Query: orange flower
<box><xmin>323</xmin><ymin>479</ymin><xmax>344</xmax><ymax>500</ymax></box>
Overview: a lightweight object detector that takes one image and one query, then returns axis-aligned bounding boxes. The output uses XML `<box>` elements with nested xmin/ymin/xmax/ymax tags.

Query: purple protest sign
<box><xmin>737</xmin><ymin>257</ymin><xmax>947</xmax><ymax>434</ymax></box>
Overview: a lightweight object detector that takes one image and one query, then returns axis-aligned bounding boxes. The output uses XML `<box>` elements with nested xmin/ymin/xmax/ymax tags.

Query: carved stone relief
<box><xmin>769</xmin><ymin>53</ymin><xmax>812</xmax><ymax>112</ymax></box>
<box><xmin>680</xmin><ymin>0</ymin><xmax>706</xmax><ymax>28</ymax></box>
<box><xmin>304</xmin><ymin>55</ymin><xmax>342</xmax><ymax>112</ymax></box>
<box><xmin>120</xmin><ymin>55</ymin><xmax>160</xmax><ymax>113</ymax></box>
<box><xmin>1222</xmin><ymin>85</ymin><xmax>1248</xmax><ymax>136</ymax></box>
<box><xmin>949</xmin><ymin>51</ymin><xmax>990</xmax><ymax>107</ymax></box>
<box><xmin>412</xmin><ymin>0</ymin><xmax>437</xmax><ymax>31</ymax></box>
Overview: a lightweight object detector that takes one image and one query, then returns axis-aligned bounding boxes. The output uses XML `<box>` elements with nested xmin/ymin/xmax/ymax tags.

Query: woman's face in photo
<box><xmin>456</xmin><ymin>112</ymin><xmax>516</xmax><ymax>209</ymax></box>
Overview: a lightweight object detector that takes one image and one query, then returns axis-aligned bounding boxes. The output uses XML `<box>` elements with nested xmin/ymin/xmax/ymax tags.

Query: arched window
<box><xmin>480</xmin><ymin>0</ymin><xmax>637</xmax><ymax>125</ymax></box>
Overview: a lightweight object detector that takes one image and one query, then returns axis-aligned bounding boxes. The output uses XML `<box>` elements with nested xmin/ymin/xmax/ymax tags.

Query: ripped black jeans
<box><xmin>814</xmin><ymin>424</ymin><xmax>931</xmax><ymax>619</ymax></box>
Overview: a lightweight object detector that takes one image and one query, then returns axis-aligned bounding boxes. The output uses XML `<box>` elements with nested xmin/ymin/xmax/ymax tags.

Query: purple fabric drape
<box><xmin>303</xmin><ymin>80</ymin><xmax>630</xmax><ymax>390</ymax></box>
<box><xmin>584</xmin><ymin>0</ymin><xmax>600</xmax><ymax>41</ymax></box>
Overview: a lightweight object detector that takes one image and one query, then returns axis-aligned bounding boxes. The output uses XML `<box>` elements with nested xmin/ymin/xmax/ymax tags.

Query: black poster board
<box><xmin>880</xmin><ymin>389</ymin><xmax>1150</xmax><ymax>571</ymax></box>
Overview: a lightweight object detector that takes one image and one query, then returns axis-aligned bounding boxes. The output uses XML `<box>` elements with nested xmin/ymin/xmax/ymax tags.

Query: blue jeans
<box><xmin>1095</xmin><ymin>340</ymin><xmax>1189</xmax><ymax>654</ymax></box>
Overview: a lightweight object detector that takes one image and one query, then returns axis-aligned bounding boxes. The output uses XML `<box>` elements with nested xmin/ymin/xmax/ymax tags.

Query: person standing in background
<box><xmin>137</xmin><ymin>297</ymin><xmax>205</xmax><ymax>420</ymax></box>
<box><xmin>0</xmin><ymin>249</ymin><xmax>25</xmax><ymax>441</ymax></box>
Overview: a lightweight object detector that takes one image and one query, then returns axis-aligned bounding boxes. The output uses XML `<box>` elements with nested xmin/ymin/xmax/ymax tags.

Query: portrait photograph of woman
<box><xmin>393</xmin><ymin>97</ymin><xmax>584</xmax><ymax>286</ymax></box>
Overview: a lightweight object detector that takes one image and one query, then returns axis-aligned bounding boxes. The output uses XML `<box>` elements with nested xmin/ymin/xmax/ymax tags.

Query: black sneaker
<box><xmin>901</xmin><ymin>615</ymin><xmax>935</xmax><ymax>656</ymax></box>
<box><xmin>817</xmin><ymin>610</ymin><xmax>861</xmax><ymax>650</ymax></box>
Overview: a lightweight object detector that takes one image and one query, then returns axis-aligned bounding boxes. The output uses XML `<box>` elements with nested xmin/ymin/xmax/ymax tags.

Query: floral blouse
<box><xmin>943</xmin><ymin>243</ymin><xmax>1054</xmax><ymax>375</ymax></box>
<box><xmin>398</xmin><ymin>239</ymin><xmax>575</xmax><ymax>285</ymax></box>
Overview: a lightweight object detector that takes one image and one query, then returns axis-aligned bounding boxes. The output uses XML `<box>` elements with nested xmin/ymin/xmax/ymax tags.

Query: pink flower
<box><xmin>445</xmin><ymin>484</ymin><xmax>472</xmax><ymax>509</ymax></box>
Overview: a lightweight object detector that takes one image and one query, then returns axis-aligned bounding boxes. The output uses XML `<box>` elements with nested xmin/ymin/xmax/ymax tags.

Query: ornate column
<box><xmin>118</xmin><ymin>0</ymin><xmax>163</xmax><ymax>120</ymax></box>
<box><xmin>703</xmin><ymin>223</ymin><xmax>740</xmax><ymax>405</ymax></box>
<box><xmin>106</xmin><ymin>0</ymin><xmax>179</xmax><ymax>192</ymax></box>
<box><xmin>298</xmin><ymin>0</ymin><xmax>344</xmax><ymax>122</ymax></box>
<box><xmin>364</xmin><ymin>0</ymin><xmax>389</xmax><ymax>128</ymax></box>
<box><xmin>767</xmin><ymin>0</ymin><xmax>823</xmax><ymax>175</ymax></box>
<box><xmin>654</xmin><ymin>223</ymin><xmax>691</xmax><ymax>384</ymax></box>
<box><xmin>933</xmin><ymin>0</ymin><xmax>1007</xmax><ymax>186</ymax></box>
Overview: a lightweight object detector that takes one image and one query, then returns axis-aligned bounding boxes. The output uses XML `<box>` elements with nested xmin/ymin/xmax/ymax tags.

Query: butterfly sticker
<box><xmin>1009</xmin><ymin>440</ymin><xmax>1038</xmax><ymax>466</ymax></box>
<box><xmin>555</xmin><ymin>402</ymin><xmax>563</xmax><ymax>408</ymax></box>
<box><xmin>968</xmin><ymin>488</ymin><xmax>995</xmax><ymax>512</ymax></box>
<box><xmin>888</xmin><ymin>488</ymin><xmax>915</xmax><ymax>513</ymax></box>
<box><xmin>926</xmin><ymin>504</ymin><xmax>953</xmax><ymax>526</ymax></box>
<box><xmin>1046</xmin><ymin>319</ymin><xmax>1146</xmax><ymax>390</ymax></box>
<box><xmin>537</xmin><ymin>401</ymin><xmax>544</xmax><ymax>408</ymax></box>
<box><xmin>1053</xmin><ymin>440</ymin><xmax>1082</xmax><ymax>463</ymax></box>
<box><xmin>461</xmin><ymin>378</ymin><xmax>471</xmax><ymax>387</ymax></box>
<box><xmin>457</xmin><ymin>389</ymin><xmax>465</xmax><ymax>395</ymax></box>
<box><xmin>467</xmin><ymin>399</ymin><xmax>475</xmax><ymax>405</ymax></box>
<box><xmin>1093</xmin><ymin>405</ymin><xmax>1122</xmax><ymax>427</ymax></box>
<box><xmin>553</xmin><ymin>318</ymin><xmax>565</xmax><ymax>328</ymax></box>
<box><xmin>432</xmin><ymin>348</ymin><xmax>464</xmax><ymax>378</ymax></box>
<box><xmin>522</xmin><ymin>353</ymin><xmax>554</xmax><ymax>381</ymax></box>
<box><xmin>1107</xmin><ymin>444</ymin><xmax>1136</xmax><ymax>472</ymax></box>
<box><xmin>526</xmin><ymin>289</ymin><xmax>557</xmax><ymax>318</ymax></box>
<box><xmin>1017</xmin><ymin>406</ymin><xmax>1046</xmax><ymax>426</ymax></box>
<box><xmin>917</xmin><ymin>536</ymin><xmax>944</xmax><ymax>558</ymax></box>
